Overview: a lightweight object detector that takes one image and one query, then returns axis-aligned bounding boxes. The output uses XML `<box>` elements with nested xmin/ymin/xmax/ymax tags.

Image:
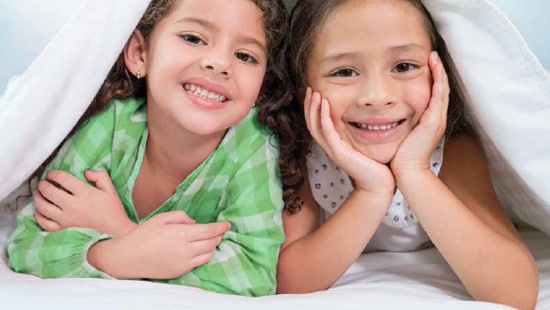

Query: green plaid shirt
<box><xmin>4</xmin><ymin>97</ymin><xmax>284</xmax><ymax>296</ymax></box>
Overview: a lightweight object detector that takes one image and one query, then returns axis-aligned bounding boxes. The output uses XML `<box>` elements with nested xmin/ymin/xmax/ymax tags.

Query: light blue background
<box><xmin>1</xmin><ymin>0</ymin><xmax>549</xmax><ymax>92</ymax></box>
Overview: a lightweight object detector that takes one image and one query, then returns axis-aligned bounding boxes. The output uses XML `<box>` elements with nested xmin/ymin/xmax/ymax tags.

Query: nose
<box><xmin>200</xmin><ymin>45</ymin><xmax>232</xmax><ymax>78</ymax></box>
<box><xmin>359</xmin><ymin>73</ymin><xmax>395</xmax><ymax>108</ymax></box>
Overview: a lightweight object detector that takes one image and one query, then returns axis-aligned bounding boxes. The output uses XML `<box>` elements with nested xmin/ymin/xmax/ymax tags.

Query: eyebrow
<box><xmin>388</xmin><ymin>43</ymin><xmax>429</xmax><ymax>52</ymax></box>
<box><xmin>320</xmin><ymin>52</ymin><xmax>359</xmax><ymax>65</ymax></box>
<box><xmin>176</xmin><ymin>17</ymin><xmax>267</xmax><ymax>53</ymax></box>
<box><xmin>321</xmin><ymin>43</ymin><xmax>429</xmax><ymax>64</ymax></box>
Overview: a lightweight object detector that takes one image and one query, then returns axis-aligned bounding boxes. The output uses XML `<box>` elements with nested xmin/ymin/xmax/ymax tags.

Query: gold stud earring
<box><xmin>136</xmin><ymin>71</ymin><xmax>142</xmax><ymax>79</ymax></box>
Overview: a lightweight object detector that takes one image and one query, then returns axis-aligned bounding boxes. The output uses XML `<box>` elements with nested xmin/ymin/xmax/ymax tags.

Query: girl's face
<box><xmin>306</xmin><ymin>0</ymin><xmax>433</xmax><ymax>164</ymax></box>
<box><xmin>141</xmin><ymin>0</ymin><xmax>267</xmax><ymax>139</ymax></box>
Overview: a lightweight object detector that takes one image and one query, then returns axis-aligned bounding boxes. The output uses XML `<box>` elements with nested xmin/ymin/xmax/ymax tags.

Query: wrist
<box><xmin>87</xmin><ymin>239</ymin><xmax>135</xmax><ymax>279</ymax></box>
<box><xmin>393</xmin><ymin>168</ymin><xmax>435</xmax><ymax>187</ymax></box>
<box><xmin>351</xmin><ymin>187</ymin><xmax>393</xmax><ymax>204</ymax></box>
<box><xmin>112</xmin><ymin>220</ymin><xmax>138</xmax><ymax>238</ymax></box>
<box><xmin>101</xmin><ymin>219</ymin><xmax>137</xmax><ymax>238</ymax></box>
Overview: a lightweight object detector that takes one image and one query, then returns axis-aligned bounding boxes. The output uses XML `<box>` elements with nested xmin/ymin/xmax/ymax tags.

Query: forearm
<box><xmin>5</xmin><ymin>206</ymin><xmax>112</xmax><ymax>279</ymax></box>
<box><xmin>396</xmin><ymin>170</ymin><xmax>538</xmax><ymax>309</ymax></box>
<box><xmin>86</xmin><ymin>239</ymin><xmax>136</xmax><ymax>279</ymax></box>
<box><xmin>277</xmin><ymin>190</ymin><xmax>391</xmax><ymax>294</ymax></box>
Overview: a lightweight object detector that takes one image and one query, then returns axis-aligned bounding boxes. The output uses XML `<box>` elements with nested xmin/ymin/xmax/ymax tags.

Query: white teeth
<box><xmin>357</xmin><ymin>122</ymin><xmax>399</xmax><ymax>131</ymax></box>
<box><xmin>183</xmin><ymin>83</ymin><xmax>226</xmax><ymax>102</ymax></box>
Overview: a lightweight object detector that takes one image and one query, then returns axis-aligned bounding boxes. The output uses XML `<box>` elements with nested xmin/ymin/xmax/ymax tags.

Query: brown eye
<box><xmin>180</xmin><ymin>34</ymin><xmax>206</xmax><ymax>45</ymax></box>
<box><xmin>235</xmin><ymin>52</ymin><xmax>258</xmax><ymax>64</ymax></box>
<box><xmin>393</xmin><ymin>62</ymin><xmax>417</xmax><ymax>73</ymax></box>
<box><xmin>330</xmin><ymin>68</ymin><xmax>358</xmax><ymax>77</ymax></box>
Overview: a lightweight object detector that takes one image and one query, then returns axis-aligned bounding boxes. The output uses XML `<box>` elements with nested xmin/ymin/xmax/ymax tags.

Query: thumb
<box><xmin>84</xmin><ymin>170</ymin><xmax>115</xmax><ymax>192</ymax></box>
<box><xmin>150</xmin><ymin>211</ymin><xmax>196</xmax><ymax>225</ymax></box>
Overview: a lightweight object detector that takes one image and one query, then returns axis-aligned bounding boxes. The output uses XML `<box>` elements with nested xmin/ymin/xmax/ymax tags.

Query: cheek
<box><xmin>239</xmin><ymin>69</ymin><xmax>265</xmax><ymax>101</ymax></box>
<box><xmin>407</xmin><ymin>78</ymin><xmax>432</xmax><ymax>118</ymax></box>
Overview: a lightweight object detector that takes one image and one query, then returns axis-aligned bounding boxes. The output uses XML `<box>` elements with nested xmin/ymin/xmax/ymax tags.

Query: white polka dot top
<box><xmin>306</xmin><ymin>138</ymin><xmax>445</xmax><ymax>252</ymax></box>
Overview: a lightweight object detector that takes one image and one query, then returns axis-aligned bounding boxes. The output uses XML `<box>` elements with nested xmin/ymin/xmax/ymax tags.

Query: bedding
<box><xmin>2</xmin><ymin>213</ymin><xmax>549</xmax><ymax>309</ymax></box>
<box><xmin>1</xmin><ymin>0</ymin><xmax>549</xmax><ymax>309</ymax></box>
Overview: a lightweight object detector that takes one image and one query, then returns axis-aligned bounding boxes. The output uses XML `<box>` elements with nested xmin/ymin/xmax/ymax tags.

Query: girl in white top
<box><xmin>276</xmin><ymin>0</ymin><xmax>538</xmax><ymax>309</ymax></box>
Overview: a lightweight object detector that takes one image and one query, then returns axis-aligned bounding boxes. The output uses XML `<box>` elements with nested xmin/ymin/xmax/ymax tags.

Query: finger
<box><xmin>84</xmin><ymin>170</ymin><xmax>116</xmax><ymax>193</ymax></box>
<box><xmin>308</xmin><ymin>92</ymin><xmax>330</xmax><ymax>149</ymax></box>
<box><xmin>189</xmin><ymin>251</ymin><xmax>215</xmax><ymax>269</ymax></box>
<box><xmin>33</xmin><ymin>190</ymin><xmax>62</xmax><ymax>221</ymax></box>
<box><xmin>150</xmin><ymin>210</ymin><xmax>196</xmax><ymax>225</ymax></box>
<box><xmin>34</xmin><ymin>208</ymin><xmax>61</xmax><ymax>232</ymax></box>
<box><xmin>186</xmin><ymin>222</ymin><xmax>230</xmax><ymax>242</ymax></box>
<box><xmin>308</xmin><ymin>91</ymin><xmax>322</xmax><ymax>134</ymax></box>
<box><xmin>422</xmin><ymin>52</ymin><xmax>447</xmax><ymax>131</ymax></box>
<box><xmin>190</xmin><ymin>235</ymin><xmax>223</xmax><ymax>256</ymax></box>
<box><xmin>429</xmin><ymin>52</ymin><xmax>449</xmax><ymax>117</ymax></box>
<box><xmin>37</xmin><ymin>179</ymin><xmax>72</xmax><ymax>208</ymax></box>
<box><xmin>319</xmin><ymin>99</ymin><xmax>344</xmax><ymax>155</ymax></box>
<box><xmin>177</xmin><ymin>211</ymin><xmax>196</xmax><ymax>224</ymax></box>
<box><xmin>45</xmin><ymin>170</ymin><xmax>87</xmax><ymax>195</ymax></box>
<box><xmin>302</xmin><ymin>87</ymin><xmax>313</xmax><ymax>131</ymax></box>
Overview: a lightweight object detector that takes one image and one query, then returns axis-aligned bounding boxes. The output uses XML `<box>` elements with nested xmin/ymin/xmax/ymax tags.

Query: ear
<box><xmin>124</xmin><ymin>30</ymin><xmax>147</xmax><ymax>78</ymax></box>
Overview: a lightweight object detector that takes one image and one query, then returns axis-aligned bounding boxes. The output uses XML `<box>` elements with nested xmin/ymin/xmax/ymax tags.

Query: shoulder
<box><xmin>439</xmin><ymin>135</ymin><xmax>492</xmax><ymax>194</ymax></box>
<box><xmin>54</xmin><ymin>97</ymin><xmax>146</xmax><ymax>161</ymax></box>
<box><xmin>233</xmin><ymin>107</ymin><xmax>273</xmax><ymax>140</ymax></box>
<box><xmin>441</xmin><ymin>135</ymin><xmax>486</xmax><ymax>172</ymax></box>
<box><xmin>224</xmin><ymin>107</ymin><xmax>278</xmax><ymax>159</ymax></box>
<box><xmin>77</xmin><ymin>97</ymin><xmax>145</xmax><ymax>131</ymax></box>
<box><xmin>281</xmin><ymin>171</ymin><xmax>321</xmax><ymax>250</ymax></box>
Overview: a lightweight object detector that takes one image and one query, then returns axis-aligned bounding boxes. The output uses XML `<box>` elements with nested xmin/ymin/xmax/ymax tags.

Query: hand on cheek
<box><xmin>304</xmin><ymin>87</ymin><xmax>394</xmax><ymax>195</ymax></box>
<box><xmin>391</xmin><ymin>52</ymin><xmax>449</xmax><ymax>176</ymax></box>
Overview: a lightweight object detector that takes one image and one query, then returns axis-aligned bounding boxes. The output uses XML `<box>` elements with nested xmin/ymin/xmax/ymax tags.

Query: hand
<box><xmin>304</xmin><ymin>88</ymin><xmax>395</xmax><ymax>195</ymax></box>
<box><xmin>391</xmin><ymin>52</ymin><xmax>449</xmax><ymax>176</ymax></box>
<box><xmin>33</xmin><ymin>170</ymin><xmax>135</xmax><ymax>237</ymax></box>
<box><xmin>88</xmin><ymin>211</ymin><xmax>231</xmax><ymax>279</ymax></box>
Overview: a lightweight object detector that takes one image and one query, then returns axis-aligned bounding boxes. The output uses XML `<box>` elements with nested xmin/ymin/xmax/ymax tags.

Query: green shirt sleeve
<box><xmin>4</xmin><ymin>104</ymin><xmax>116</xmax><ymax>279</ymax></box>
<box><xmin>158</xmin><ymin>130</ymin><xmax>285</xmax><ymax>296</ymax></box>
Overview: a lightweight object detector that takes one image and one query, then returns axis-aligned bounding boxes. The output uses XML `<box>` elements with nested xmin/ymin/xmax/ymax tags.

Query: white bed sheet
<box><xmin>1</xmin><ymin>214</ymin><xmax>548</xmax><ymax>310</ymax></box>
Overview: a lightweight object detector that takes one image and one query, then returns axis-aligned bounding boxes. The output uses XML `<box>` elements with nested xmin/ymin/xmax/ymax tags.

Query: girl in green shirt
<box><xmin>5</xmin><ymin>0</ymin><xmax>293</xmax><ymax>297</ymax></box>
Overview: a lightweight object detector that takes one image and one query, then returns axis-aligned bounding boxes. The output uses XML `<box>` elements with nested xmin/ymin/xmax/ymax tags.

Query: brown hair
<box><xmin>30</xmin><ymin>0</ymin><xmax>292</xmax><ymax>185</ymax></box>
<box><xmin>281</xmin><ymin>0</ymin><xmax>473</xmax><ymax>213</ymax></box>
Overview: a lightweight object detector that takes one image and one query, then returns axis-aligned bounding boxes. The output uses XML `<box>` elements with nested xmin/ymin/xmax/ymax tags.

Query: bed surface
<box><xmin>1</xmin><ymin>214</ymin><xmax>548</xmax><ymax>309</ymax></box>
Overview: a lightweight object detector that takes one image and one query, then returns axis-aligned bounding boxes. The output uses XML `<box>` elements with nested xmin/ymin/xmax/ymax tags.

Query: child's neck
<box><xmin>144</xmin><ymin>128</ymin><xmax>223</xmax><ymax>182</ymax></box>
<box><xmin>131</xmin><ymin>128</ymin><xmax>222</xmax><ymax>219</ymax></box>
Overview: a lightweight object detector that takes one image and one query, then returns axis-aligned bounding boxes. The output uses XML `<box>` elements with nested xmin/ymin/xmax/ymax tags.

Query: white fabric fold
<box><xmin>0</xmin><ymin>0</ymin><xmax>150</xmax><ymax>200</ymax></box>
<box><xmin>422</xmin><ymin>0</ymin><xmax>550</xmax><ymax>235</ymax></box>
<box><xmin>1</xmin><ymin>0</ymin><xmax>550</xmax><ymax>236</ymax></box>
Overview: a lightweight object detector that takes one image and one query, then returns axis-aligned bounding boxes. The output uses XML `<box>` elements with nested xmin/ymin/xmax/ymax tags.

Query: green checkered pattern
<box><xmin>4</xmin><ymin>97</ymin><xmax>284</xmax><ymax>296</ymax></box>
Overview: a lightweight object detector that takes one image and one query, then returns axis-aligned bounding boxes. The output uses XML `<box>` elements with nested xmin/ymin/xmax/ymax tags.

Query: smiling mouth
<box><xmin>183</xmin><ymin>83</ymin><xmax>228</xmax><ymax>103</ymax></box>
<box><xmin>350</xmin><ymin>120</ymin><xmax>405</xmax><ymax>131</ymax></box>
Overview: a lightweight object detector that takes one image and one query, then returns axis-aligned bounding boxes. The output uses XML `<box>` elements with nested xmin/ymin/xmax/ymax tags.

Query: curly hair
<box><xmin>282</xmin><ymin>0</ymin><xmax>473</xmax><ymax>214</ymax></box>
<box><xmin>30</xmin><ymin>0</ymin><xmax>293</xmax><ymax>190</ymax></box>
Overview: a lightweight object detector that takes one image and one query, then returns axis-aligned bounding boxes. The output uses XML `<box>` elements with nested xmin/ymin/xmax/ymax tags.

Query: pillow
<box><xmin>422</xmin><ymin>0</ymin><xmax>550</xmax><ymax>234</ymax></box>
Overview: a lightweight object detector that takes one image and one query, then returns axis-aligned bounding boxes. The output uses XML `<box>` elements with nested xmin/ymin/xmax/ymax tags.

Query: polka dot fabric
<box><xmin>306</xmin><ymin>138</ymin><xmax>445</xmax><ymax>229</ymax></box>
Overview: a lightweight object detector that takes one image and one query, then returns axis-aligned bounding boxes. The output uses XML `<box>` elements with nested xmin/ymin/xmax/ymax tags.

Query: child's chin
<box><xmin>360</xmin><ymin>148</ymin><xmax>396</xmax><ymax>165</ymax></box>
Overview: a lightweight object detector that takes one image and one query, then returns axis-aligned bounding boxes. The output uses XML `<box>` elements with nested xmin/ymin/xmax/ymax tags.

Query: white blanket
<box><xmin>1</xmin><ymin>0</ymin><xmax>549</xmax><ymax>234</ymax></box>
<box><xmin>0</xmin><ymin>1</ymin><xmax>549</xmax><ymax>309</ymax></box>
<box><xmin>4</xmin><ymin>214</ymin><xmax>549</xmax><ymax>309</ymax></box>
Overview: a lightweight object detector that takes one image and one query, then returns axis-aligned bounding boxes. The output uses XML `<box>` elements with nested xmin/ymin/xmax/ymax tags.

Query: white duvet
<box><xmin>1</xmin><ymin>0</ymin><xmax>549</xmax><ymax>309</ymax></box>
<box><xmin>1</xmin><ymin>204</ymin><xmax>549</xmax><ymax>309</ymax></box>
<box><xmin>2</xmin><ymin>213</ymin><xmax>549</xmax><ymax>309</ymax></box>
